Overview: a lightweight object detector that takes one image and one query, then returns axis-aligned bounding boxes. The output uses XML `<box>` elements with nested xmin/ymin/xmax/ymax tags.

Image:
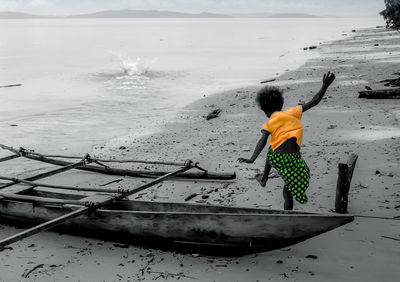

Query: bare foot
<box><xmin>255</xmin><ymin>174</ymin><xmax>267</xmax><ymax>187</ymax></box>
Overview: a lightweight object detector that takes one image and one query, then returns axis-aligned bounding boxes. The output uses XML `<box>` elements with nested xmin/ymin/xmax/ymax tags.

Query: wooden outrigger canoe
<box><xmin>0</xmin><ymin>190</ymin><xmax>354</xmax><ymax>255</ymax></box>
<box><xmin>0</xmin><ymin>144</ymin><xmax>354</xmax><ymax>255</ymax></box>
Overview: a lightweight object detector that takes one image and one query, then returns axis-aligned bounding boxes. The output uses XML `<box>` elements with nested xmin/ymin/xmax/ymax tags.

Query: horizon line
<box><xmin>0</xmin><ymin>9</ymin><xmax>380</xmax><ymax>19</ymax></box>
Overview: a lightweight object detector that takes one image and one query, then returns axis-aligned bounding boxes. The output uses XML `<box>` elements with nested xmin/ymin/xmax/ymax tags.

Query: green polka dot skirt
<box><xmin>267</xmin><ymin>147</ymin><xmax>310</xmax><ymax>204</ymax></box>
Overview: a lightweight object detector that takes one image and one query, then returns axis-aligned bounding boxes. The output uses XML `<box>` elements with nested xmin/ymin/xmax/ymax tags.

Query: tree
<box><xmin>380</xmin><ymin>0</ymin><xmax>400</xmax><ymax>29</ymax></box>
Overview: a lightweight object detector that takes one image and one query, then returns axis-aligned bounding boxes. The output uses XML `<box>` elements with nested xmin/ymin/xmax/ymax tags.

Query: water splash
<box><xmin>119</xmin><ymin>57</ymin><xmax>156</xmax><ymax>76</ymax></box>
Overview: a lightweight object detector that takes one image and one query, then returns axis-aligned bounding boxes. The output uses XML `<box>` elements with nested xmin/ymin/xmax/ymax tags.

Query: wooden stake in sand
<box><xmin>335</xmin><ymin>153</ymin><xmax>358</xmax><ymax>214</ymax></box>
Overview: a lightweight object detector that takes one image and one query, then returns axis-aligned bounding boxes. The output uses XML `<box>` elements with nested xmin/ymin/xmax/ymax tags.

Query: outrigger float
<box><xmin>0</xmin><ymin>144</ymin><xmax>353</xmax><ymax>255</ymax></box>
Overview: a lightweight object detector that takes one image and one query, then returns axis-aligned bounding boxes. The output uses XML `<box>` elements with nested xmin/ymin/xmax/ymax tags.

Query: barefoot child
<box><xmin>238</xmin><ymin>72</ymin><xmax>336</xmax><ymax>210</ymax></box>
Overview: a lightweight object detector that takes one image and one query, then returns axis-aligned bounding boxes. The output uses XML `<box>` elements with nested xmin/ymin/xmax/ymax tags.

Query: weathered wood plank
<box><xmin>358</xmin><ymin>88</ymin><xmax>400</xmax><ymax>99</ymax></box>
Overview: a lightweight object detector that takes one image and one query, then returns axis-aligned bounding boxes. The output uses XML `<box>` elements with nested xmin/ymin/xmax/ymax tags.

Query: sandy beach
<box><xmin>1</xmin><ymin>26</ymin><xmax>399</xmax><ymax>282</ymax></box>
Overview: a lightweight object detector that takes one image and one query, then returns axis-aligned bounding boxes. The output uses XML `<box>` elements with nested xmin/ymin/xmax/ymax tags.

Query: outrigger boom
<box><xmin>0</xmin><ymin>144</ymin><xmax>236</xmax><ymax>180</ymax></box>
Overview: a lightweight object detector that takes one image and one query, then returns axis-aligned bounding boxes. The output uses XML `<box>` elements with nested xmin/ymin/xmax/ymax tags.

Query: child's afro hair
<box><xmin>256</xmin><ymin>86</ymin><xmax>284</xmax><ymax>113</ymax></box>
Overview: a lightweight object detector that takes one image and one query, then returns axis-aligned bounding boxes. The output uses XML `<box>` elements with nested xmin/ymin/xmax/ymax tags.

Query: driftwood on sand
<box><xmin>0</xmin><ymin>84</ymin><xmax>22</xmax><ymax>88</ymax></box>
<box><xmin>358</xmin><ymin>88</ymin><xmax>400</xmax><ymax>99</ymax></box>
<box><xmin>260</xmin><ymin>78</ymin><xmax>276</xmax><ymax>84</ymax></box>
<box><xmin>359</xmin><ymin>72</ymin><xmax>400</xmax><ymax>99</ymax></box>
<box><xmin>22</xmin><ymin>264</ymin><xmax>44</xmax><ymax>278</ymax></box>
<box><xmin>206</xmin><ymin>109</ymin><xmax>222</xmax><ymax>120</ymax></box>
<box><xmin>335</xmin><ymin>153</ymin><xmax>358</xmax><ymax>214</ymax></box>
<box><xmin>380</xmin><ymin>73</ymin><xmax>400</xmax><ymax>87</ymax></box>
<box><xmin>303</xmin><ymin>46</ymin><xmax>317</xmax><ymax>50</ymax></box>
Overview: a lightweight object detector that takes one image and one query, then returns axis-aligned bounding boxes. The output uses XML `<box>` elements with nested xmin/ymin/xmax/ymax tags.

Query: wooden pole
<box><xmin>0</xmin><ymin>158</ymin><xmax>91</xmax><ymax>190</ymax></box>
<box><xmin>335</xmin><ymin>153</ymin><xmax>358</xmax><ymax>214</ymax></box>
<box><xmin>0</xmin><ymin>176</ymin><xmax>122</xmax><ymax>194</ymax></box>
<box><xmin>0</xmin><ymin>165</ymin><xmax>191</xmax><ymax>250</ymax></box>
<box><xmin>0</xmin><ymin>207</ymin><xmax>89</xmax><ymax>250</ymax></box>
<box><xmin>0</xmin><ymin>154</ymin><xmax>20</xmax><ymax>163</ymax></box>
<box><xmin>0</xmin><ymin>192</ymin><xmax>85</xmax><ymax>206</ymax></box>
<box><xmin>0</xmin><ymin>144</ymin><xmax>21</xmax><ymax>154</ymax></box>
<box><xmin>26</xmin><ymin>153</ymin><xmax>186</xmax><ymax>166</ymax></box>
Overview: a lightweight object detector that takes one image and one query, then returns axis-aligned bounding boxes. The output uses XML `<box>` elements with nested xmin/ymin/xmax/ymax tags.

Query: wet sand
<box><xmin>1</xmin><ymin>27</ymin><xmax>399</xmax><ymax>282</ymax></box>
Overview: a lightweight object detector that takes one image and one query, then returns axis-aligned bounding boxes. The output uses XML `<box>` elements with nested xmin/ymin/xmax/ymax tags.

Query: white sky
<box><xmin>0</xmin><ymin>0</ymin><xmax>386</xmax><ymax>17</ymax></box>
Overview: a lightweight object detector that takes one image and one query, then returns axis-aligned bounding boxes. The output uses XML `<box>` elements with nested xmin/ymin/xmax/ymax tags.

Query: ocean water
<box><xmin>0</xmin><ymin>18</ymin><xmax>383</xmax><ymax>154</ymax></box>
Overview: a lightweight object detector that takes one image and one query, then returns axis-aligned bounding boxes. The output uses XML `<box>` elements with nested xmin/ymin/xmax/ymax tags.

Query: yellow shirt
<box><xmin>262</xmin><ymin>105</ymin><xmax>303</xmax><ymax>150</ymax></box>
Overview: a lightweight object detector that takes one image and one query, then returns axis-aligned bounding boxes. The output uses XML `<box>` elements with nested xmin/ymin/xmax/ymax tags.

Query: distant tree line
<box><xmin>380</xmin><ymin>0</ymin><xmax>400</xmax><ymax>29</ymax></box>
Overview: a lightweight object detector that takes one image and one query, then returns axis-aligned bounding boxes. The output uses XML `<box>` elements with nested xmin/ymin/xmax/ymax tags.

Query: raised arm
<box><xmin>302</xmin><ymin>72</ymin><xmax>336</xmax><ymax>112</ymax></box>
<box><xmin>238</xmin><ymin>130</ymin><xmax>270</xmax><ymax>163</ymax></box>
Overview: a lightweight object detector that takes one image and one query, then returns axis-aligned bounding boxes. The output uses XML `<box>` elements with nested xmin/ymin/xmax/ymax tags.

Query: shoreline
<box><xmin>90</xmin><ymin>21</ymin><xmax>374</xmax><ymax>154</ymax></box>
<box><xmin>1</xmin><ymin>26</ymin><xmax>400</xmax><ymax>281</ymax></box>
<box><xmin>94</xmin><ymin>29</ymin><xmax>356</xmax><ymax>158</ymax></box>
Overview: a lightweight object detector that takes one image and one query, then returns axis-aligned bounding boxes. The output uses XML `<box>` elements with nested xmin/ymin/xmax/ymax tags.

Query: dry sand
<box><xmin>0</xmin><ymin>27</ymin><xmax>399</xmax><ymax>282</ymax></box>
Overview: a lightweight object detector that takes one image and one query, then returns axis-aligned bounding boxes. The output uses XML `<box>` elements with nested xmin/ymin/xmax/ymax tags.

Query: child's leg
<box><xmin>256</xmin><ymin>157</ymin><xmax>271</xmax><ymax>187</ymax></box>
<box><xmin>283</xmin><ymin>184</ymin><xmax>293</xmax><ymax>210</ymax></box>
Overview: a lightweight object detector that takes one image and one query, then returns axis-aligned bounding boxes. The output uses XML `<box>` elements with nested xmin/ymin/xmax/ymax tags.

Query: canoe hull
<box><xmin>0</xmin><ymin>199</ymin><xmax>354</xmax><ymax>255</ymax></box>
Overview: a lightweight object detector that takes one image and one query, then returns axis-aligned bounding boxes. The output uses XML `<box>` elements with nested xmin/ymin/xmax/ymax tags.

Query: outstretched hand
<box><xmin>238</xmin><ymin>158</ymin><xmax>254</xmax><ymax>164</ymax></box>
<box><xmin>323</xmin><ymin>71</ymin><xmax>336</xmax><ymax>87</ymax></box>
